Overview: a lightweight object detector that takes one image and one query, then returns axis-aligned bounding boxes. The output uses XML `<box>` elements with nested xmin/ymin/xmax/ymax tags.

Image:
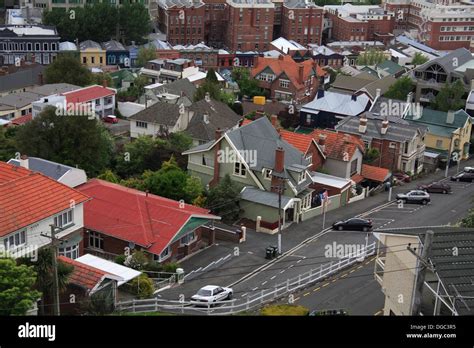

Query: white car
<box><xmin>191</xmin><ymin>285</ymin><xmax>233</xmax><ymax>306</ymax></box>
<box><xmin>464</xmin><ymin>166</ymin><xmax>474</xmax><ymax>173</ymax></box>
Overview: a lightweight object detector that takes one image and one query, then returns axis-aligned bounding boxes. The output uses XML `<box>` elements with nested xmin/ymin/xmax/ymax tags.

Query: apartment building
<box><xmin>281</xmin><ymin>0</ymin><xmax>324</xmax><ymax>46</ymax></box>
<box><xmin>383</xmin><ymin>0</ymin><xmax>474</xmax><ymax>51</ymax></box>
<box><xmin>25</xmin><ymin>0</ymin><xmax>149</xmax><ymax>10</ymax></box>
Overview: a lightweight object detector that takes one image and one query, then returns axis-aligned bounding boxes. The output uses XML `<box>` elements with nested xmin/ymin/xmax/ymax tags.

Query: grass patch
<box><xmin>260</xmin><ymin>304</ymin><xmax>309</xmax><ymax>316</ymax></box>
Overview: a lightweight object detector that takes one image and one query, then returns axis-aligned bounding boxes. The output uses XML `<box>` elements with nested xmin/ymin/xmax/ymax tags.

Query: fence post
<box><xmin>132</xmin><ymin>299</ymin><xmax>136</xmax><ymax>313</ymax></box>
<box><xmin>319</xmin><ymin>264</ymin><xmax>322</xmax><ymax>278</ymax></box>
<box><xmin>155</xmin><ymin>298</ymin><xmax>158</xmax><ymax>312</ymax></box>
<box><xmin>246</xmin><ymin>295</ymin><xmax>250</xmax><ymax>310</ymax></box>
<box><xmin>298</xmin><ymin>274</ymin><xmax>301</xmax><ymax>286</ymax></box>
<box><xmin>286</xmin><ymin>279</ymin><xmax>290</xmax><ymax>291</ymax></box>
<box><xmin>274</xmin><ymin>286</ymin><xmax>278</xmax><ymax>299</ymax></box>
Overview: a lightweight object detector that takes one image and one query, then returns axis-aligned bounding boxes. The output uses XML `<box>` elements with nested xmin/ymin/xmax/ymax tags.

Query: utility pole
<box><xmin>271</xmin><ymin>181</ymin><xmax>286</xmax><ymax>255</ymax></box>
<box><xmin>408</xmin><ymin>230</ymin><xmax>434</xmax><ymax>316</ymax></box>
<box><xmin>40</xmin><ymin>225</ymin><xmax>65</xmax><ymax>316</ymax></box>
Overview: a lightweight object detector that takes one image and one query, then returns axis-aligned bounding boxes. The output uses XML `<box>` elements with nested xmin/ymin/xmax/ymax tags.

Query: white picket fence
<box><xmin>116</xmin><ymin>242</ymin><xmax>376</xmax><ymax>315</ymax></box>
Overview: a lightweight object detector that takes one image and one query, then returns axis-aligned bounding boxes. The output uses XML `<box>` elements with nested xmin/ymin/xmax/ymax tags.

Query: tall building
<box><xmin>203</xmin><ymin>0</ymin><xmax>229</xmax><ymax>48</ymax></box>
<box><xmin>281</xmin><ymin>0</ymin><xmax>324</xmax><ymax>46</ymax></box>
<box><xmin>225</xmin><ymin>0</ymin><xmax>275</xmax><ymax>52</ymax></box>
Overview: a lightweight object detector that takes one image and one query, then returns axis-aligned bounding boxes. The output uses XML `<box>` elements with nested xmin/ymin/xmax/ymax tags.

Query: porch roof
<box><xmin>240</xmin><ymin>186</ymin><xmax>295</xmax><ymax>210</ymax></box>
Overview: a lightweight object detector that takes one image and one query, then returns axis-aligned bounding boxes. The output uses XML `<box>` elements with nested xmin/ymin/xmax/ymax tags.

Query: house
<box><xmin>186</xmin><ymin>96</ymin><xmax>242</xmax><ymax>145</ymax></box>
<box><xmin>374</xmin><ymin>60</ymin><xmax>407</xmax><ymax>78</ymax></box>
<box><xmin>183</xmin><ymin>117</ymin><xmax>314</xmax><ymax>228</ymax></box>
<box><xmin>411</xmin><ymin>48</ymin><xmax>473</xmax><ymax>104</ymax></box>
<box><xmin>140</xmin><ymin>58</ymin><xmax>199</xmax><ymax>84</ymax></box>
<box><xmin>58</xmin><ymin>41</ymin><xmax>79</xmax><ymax>58</ymax></box>
<box><xmin>129</xmin><ymin>101</ymin><xmax>193</xmax><ymax>138</ymax></box>
<box><xmin>61</xmin><ymin>84</ymin><xmax>116</xmax><ymax>118</ymax></box>
<box><xmin>329</xmin><ymin>72</ymin><xmax>378</xmax><ymax>95</ymax></box>
<box><xmin>299</xmin><ymin>89</ymin><xmax>371</xmax><ymax>129</ymax></box>
<box><xmin>336</xmin><ymin>112</ymin><xmax>427</xmax><ymax>174</ymax></box>
<box><xmin>57</xmin><ymin>255</ymin><xmax>123</xmax><ymax>315</ymax></box>
<box><xmin>109</xmin><ymin>69</ymin><xmax>137</xmax><ymax>91</ymax></box>
<box><xmin>251</xmin><ymin>55</ymin><xmax>326</xmax><ymax>103</ymax></box>
<box><xmin>145</xmin><ymin>78</ymin><xmax>197</xmax><ymax>105</ymax></box>
<box><xmin>80</xmin><ymin>40</ymin><xmax>106</xmax><ymax>68</ymax></box>
<box><xmin>405</xmin><ymin>108</ymin><xmax>473</xmax><ymax>162</ymax></box>
<box><xmin>7</xmin><ymin>156</ymin><xmax>87</xmax><ymax>187</ymax></box>
<box><xmin>309</xmin><ymin>44</ymin><xmax>345</xmax><ymax>68</ymax></box>
<box><xmin>77</xmin><ymin>179</ymin><xmax>220</xmax><ymax>262</ymax></box>
<box><xmin>102</xmin><ymin>40</ymin><xmax>130</xmax><ymax>68</ymax></box>
<box><xmin>0</xmin><ymin>63</ymin><xmax>45</xmax><ymax>96</ymax></box>
<box><xmin>126</xmin><ymin>42</ymin><xmax>140</xmax><ymax>68</ymax></box>
<box><xmin>374</xmin><ymin>227</ymin><xmax>474</xmax><ymax>316</ymax></box>
<box><xmin>0</xmin><ymin>161</ymin><xmax>89</xmax><ymax>260</ymax></box>
<box><xmin>336</xmin><ymin>74</ymin><xmax>397</xmax><ymax>101</ymax></box>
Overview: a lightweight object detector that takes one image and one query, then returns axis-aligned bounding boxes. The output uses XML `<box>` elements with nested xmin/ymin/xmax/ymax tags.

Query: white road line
<box><xmin>288</xmin><ymin>264</ymin><xmax>294</xmax><ymax>269</ymax></box>
<box><xmin>296</xmin><ymin>259</ymin><xmax>302</xmax><ymax>264</ymax></box>
<box><xmin>261</xmin><ymin>281</ymin><xmax>267</xmax><ymax>286</ymax></box>
<box><xmin>252</xmin><ymin>287</ymin><xmax>258</xmax><ymax>291</ymax></box>
<box><xmin>241</xmin><ymin>293</ymin><xmax>248</xmax><ymax>297</ymax></box>
<box><xmin>270</xmin><ymin>275</ymin><xmax>276</xmax><ymax>280</ymax></box>
<box><xmin>280</xmin><ymin>269</ymin><xmax>285</xmax><ymax>274</ymax></box>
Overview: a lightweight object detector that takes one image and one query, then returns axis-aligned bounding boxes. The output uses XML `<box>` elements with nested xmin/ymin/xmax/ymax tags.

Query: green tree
<box><xmin>384</xmin><ymin>76</ymin><xmax>415</xmax><ymax>101</ymax></box>
<box><xmin>0</xmin><ymin>258</ymin><xmax>41</xmax><ymax>316</ymax></box>
<box><xmin>97</xmin><ymin>169</ymin><xmax>120</xmax><ymax>183</ymax></box>
<box><xmin>118</xmin><ymin>1</ymin><xmax>151</xmax><ymax>45</ymax></box>
<box><xmin>364</xmin><ymin>148</ymin><xmax>380</xmax><ymax>163</ymax></box>
<box><xmin>356</xmin><ymin>49</ymin><xmax>386</xmax><ymax>66</ymax></box>
<box><xmin>115</xmin><ymin>136</ymin><xmax>165</xmax><ymax>177</ymax></box>
<box><xmin>0</xmin><ymin>127</ymin><xmax>17</xmax><ymax>161</ymax></box>
<box><xmin>207</xmin><ymin>174</ymin><xmax>241</xmax><ymax>224</ymax></box>
<box><xmin>432</xmin><ymin>80</ymin><xmax>466</xmax><ymax>112</ymax></box>
<box><xmin>14</xmin><ymin>107</ymin><xmax>114</xmax><ymax>177</ymax></box>
<box><xmin>206</xmin><ymin>68</ymin><xmax>218</xmax><ymax>83</ymax></box>
<box><xmin>92</xmin><ymin>72</ymin><xmax>113</xmax><ymax>87</ymax></box>
<box><xmin>137</xmin><ymin>46</ymin><xmax>156</xmax><ymax>68</ymax></box>
<box><xmin>194</xmin><ymin>80</ymin><xmax>222</xmax><ymax>102</ymax></box>
<box><xmin>44</xmin><ymin>53</ymin><xmax>93</xmax><ymax>86</ymax></box>
<box><xmin>460</xmin><ymin>208</ymin><xmax>474</xmax><ymax>227</ymax></box>
<box><xmin>168</xmin><ymin>132</ymin><xmax>193</xmax><ymax>152</ymax></box>
<box><xmin>411</xmin><ymin>52</ymin><xmax>429</xmax><ymax>66</ymax></box>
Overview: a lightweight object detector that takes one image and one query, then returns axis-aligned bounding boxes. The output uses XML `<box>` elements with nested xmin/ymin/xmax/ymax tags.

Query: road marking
<box><xmin>331</xmin><ymin>279</ymin><xmax>337</xmax><ymax>283</ymax></box>
<box><xmin>322</xmin><ymin>283</ymin><xmax>329</xmax><ymax>288</ymax></box>
<box><xmin>288</xmin><ymin>264</ymin><xmax>294</xmax><ymax>269</ymax></box>
<box><xmin>313</xmin><ymin>287</ymin><xmax>321</xmax><ymax>292</ymax></box>
<box><xmin>247</xmin><ymin>251</ymin><xmax>254</xmax><ymax>254</ymax></box>
<box><xmin>365</xmin><ymin>260</ymin><xmax>371</xmax><ymax>265</ymax></box>
<box><xmin>270</xmin><ymin>275</ymin><xmax>276</xmax><ymax>280</ymax></box>
<box><xmin>357</xmin><ymin>265</ymin><xmax>363</xmax><ymax>269</ymax></box>
<box><xmin>280</xmin><ymin>270</ymin><xmax>285</xmax><ymax>274</ymax></box>
<box><xmin>252</xmin><ymin>287</ymin><xmax>258</xmax><ymax>291</ymax></box>
<box><xmin>340</xmin><ymin>273</ymin><xmax>348</xmax><ymax>278</ymax></box>
<box><xmin>290</xmin><ymin>254</ymin><xmax>306</xmax><ymax>259</ymax></box>
<box><xmin>294</xmin><ymin>297</ymin><xmax>300</xmax><ymax>302</ymax></box>
<box><xmin>349</xmin><ymin>269</ymin><xmax>355</xmax><ymax>274</ymax></box>
<box><xmin>374</xmin><ymin>310</ymin><xmax>383</xmax><ymax>316</ymax></box>
<box><xmin>296</xmin><ymin>259</ymin><xmax>302</xmax><ymax>264</ymax></box>
<box><xmin>241</xmin><ymin>293</ymin><xmax>248</xmax><ymax>297</ymax></box>
<box><xmin>304</xmin><ymin>292</ymin><xmax>310</xmax><ymax>297</ymax></box>
<box><xmin>261</xmin><ymin>281</ymin><xmax>267</xmax><ymax>286</ymax></box>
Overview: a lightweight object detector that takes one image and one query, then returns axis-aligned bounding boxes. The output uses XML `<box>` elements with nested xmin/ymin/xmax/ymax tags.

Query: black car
<box><xmin>451</xmin><ymin>172</ymin><xmax>474</xmax><ymax>182</ymax></box>
<box><xmin>332</xmin><ymin>218</ymin><xmax>373</xmax><ymax>232</ymax></box>
<box><xmin>417</xmin><ymin>182</ymin><xmax>451</xmax><ymax>194</ymax></box>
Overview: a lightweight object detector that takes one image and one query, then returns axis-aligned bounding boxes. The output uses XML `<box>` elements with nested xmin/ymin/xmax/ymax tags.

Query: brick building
<box><xmin>203</xmin><ymin>0</ymin><xmax>229</xmax><ymax>48</ymax></box>
<box><xmin>281</xmin><ymin>0</ymin><xmax>324</xmax><ymax>46</ymax></box>
<box><xmin>383</xmin><ymin>0</ymin><xmax>474</xmax><ymax>51</ymax></box>
<box><xmin>157</xmin><ymin>0</ymin><xmax>206</xmax><ymax>46</ymax></box>
<box><xmin>225</xmin><ymin>0</ymin><xmax>275</xmax><ymax>52</ymax></box>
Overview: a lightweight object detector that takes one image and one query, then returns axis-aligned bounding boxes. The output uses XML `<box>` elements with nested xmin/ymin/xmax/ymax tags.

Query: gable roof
<box><xmin>405</xmin><ymin>108</ymin><xmax>471</xmax><ymax>131</ymax></box>
<box><xmin>301</xmin><ymin>90</ymin><xmax>370</xmax><ymax>116</ymax></box>
<box><xmin>376</xmin><ymin>60</ymin><xmax>406</xmax><ymax>75</ymax></box>
<box><xmin>370</xmin><ymin>96</ymin><xmax>411</xmax><ymax>123</ymax></box>
<box><xmin>128</xmin><ymin>101</ymin><xmax>181</xmax><ymax>126</ymax></box>
<box><xmin>62</xmin><ymin>85</ymin><xmax>115</xmax><ymax>104</ymax></box>
<box><xmin>150</xmin><ymin>78</ymin><xmax>197</xmax><ymax>100</ymax></box>
<box><xmin>186</xmin><ymin>98</ymin><xmax>242</xmax><ymax>142</ymax></box>
<box><xmin>414</xmin><ymin>47</ymin><xmax>473</xmax><ymax>74</ymax></box>
<box><xmin>0</xmin><ymin>63</ymin><xmax>45</xmax><ymax>94</ymax></box>
<box><xmin>356</xmin><ymin>75</ymin><xmax>397</xmax><ymax>100</ymax></box>
<box><xmin>0</xmin><ymin>162</ymin><xmax>90</xmax><ymax>237</ymax></box>
<box><xmin>7</xmin><ymin>157</ymin><xmax>83</xmax><ymax>181</ymax></box>
<box><xmin>361</xmin><ymin>164</ymin><xmax>390</xmax><ymax>182</ymax></box>
<box><xmin>330</xmin><ymin>72</ymin><xmax>378</xmax><ymax>92</ymax></box>
<box><xmin>77</xmin><ymin>179</ymin><xmax>219</xmax><ymax>255</ymax></box>
<box><xmin>311</xmin><ymin>129</ymin><xmax>365</xmax><ymax>161</ymax></box>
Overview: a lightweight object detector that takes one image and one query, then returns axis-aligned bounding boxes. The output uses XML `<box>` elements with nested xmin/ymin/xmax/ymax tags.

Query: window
<box><xmin>159</xmin><ymin>246</ymin><xmax>171</xmax><ymax>261</ymax></box>
<box><xmin>43</xmin><ymin>43</ymin><xmax>48</xmax><ymax>51</ymax></box>
<box><xmin>298</xmin><ymin>171</ymin><xmax>306</xmax><ymax>183</ymax></box>
<box><xmin>82</xmin><ymin>56</ymin><xmax>87</xmax><ymax>64</ymax></box>
<box><xmin>389</xmin><ymin>142</ymin><xmax>396</xmax><ymax>149</ymax></box>
<box><xmin>263</xmin><ymin>168</ymin><xmax>272</xmax><ymax>180</ymax></box>
<box><xmin>89</xmin><ymin>231</ymin><xmax>104</xmax><ymax>250</ymax></box>
<box><xmin>302</xmin><ymin>193</ymin><xmax>311</xmax><ymax>210</ymax></box>
<box><xmin>91</xmin><ymin>56</ymin><xmax>95</xmax><ymax>64</ymax></box>
<box><xmin>350</xmin><ymin>158</ymin><xmax>358</xmax><ymax>175</ymax></box>
<box><xmin>54</xmin><ymin>209</ymin><xmax>73</xmax><ymax>228</ymax></box>
<box><xmin>234</xmin><ymin>162</ymin><xmax>246</xmax><ymax>177</ymax></box>
<box><xmin>180</xmin><ymin>231</ymin><xmax>196</xmax><ymax>245</ymax></box>
<box><xmin>436</xmin><ymin>139</ymin><xmax>443</xmax><ymax>148</ymax></box>
<box><xmin>3</xmin><ymin>230</ymin><xmax>26</xmax><ymax>250</ymax></box>
<box><xmin>59</xmin><ymin>243</ymin><xmax>79</xmax><ymax>259</ymax></box>
<box><xmin>279</xmin><ymin>79</ymin><xmax>290</xmax><ymax>88</ymax></box>
<box><xmin>135</xmin><ymin>120</ymin><xmax>149</xmax><ymax>129</ymax></box>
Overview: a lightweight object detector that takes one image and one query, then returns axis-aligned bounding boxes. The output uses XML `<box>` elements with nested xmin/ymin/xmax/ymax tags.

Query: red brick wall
<box><xmin>370</xmin><ymin>138</ymin><xmax>402</xmax><ymax>171</ymax></box>
<box><xmin>158</xmin><ymin>6</ymin><xmax>207</xmax><ymax>46</ymax></box>
<box><xmin>328</xmin><ymin>13</ymin><xmax>368</xmax><ymax>41</ymax></box>
<box><xmin>281</xmin><ymin>6</ymin><xmax>324</xmax><ymax>45</ymax></box>
<box><xmin>306</xmin><ymin>142</ymin><xmax>325</xmax><ymax>172</ymax></box>
<box><xmin>204</xmin><ymin>0</ymin><xmax>229</xmax><ymax>48</ymax></box>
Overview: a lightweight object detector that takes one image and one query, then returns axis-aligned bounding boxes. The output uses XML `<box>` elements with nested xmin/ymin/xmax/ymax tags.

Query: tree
<box><xmin>231</xmin><ymin>67</ymin><xmax>265</xmax><ymax>98</ymax></box>
<box><xmin>206</xmin><ymin>68</ymin><xmax>218</xmax><ymax>83</ymax></box>
<box><xmin>44</xmin><ymin>53</ymin><xmax>93</xmax><ymax>86</ymax></box>
<box><xmin>137</xmin><ymin>46</ymin><xmax>156</xmax><ymax>68</ymax></box>
<box><xmin>118</xmin><ymin>1</ymin><xmax>151</xmax><ymax>45</ymax></box>
<box><xmin>92</xmin><ymin>72</ymin><xmax>112</xmax><ymax>87</ymax></box>
<box><xmin>364</xmin><ymin>148</ymin><xmax>380</xmax><ymax>163</ymax></box>
<box><xmin>356</xmin><ymin>49</ymin><xmax>385</xmax><ymax>66</ymax></box>
<box><xmin>115</xmin><ymin>136</ymin><xmax>165</xmax><ymax>177</ymax></box>
<box><xmin>14</xmin><ymin>107</ymin><xmax>114</xmax><ymax>177</ymax></box>
<box><xmin>460</xmin><ymin>208</ymin><xmax>474</xmax><ymax>227</ymax></box>
<box><xmin>0</xmin><ymin>127</ymin><xmax>17</xmax><ymax>161</ymax></box>
<box><xmin>194</xmin><ymin>80</ymin><xmax>222</xmax><ymax>102</ymax></box>
<box><xmin>207</xmin><ymin>174</ymin><xmax>241</xmax><ymax>224</ymax></box>
<box><xmin>411</xmin><ymin>52</ymin><xmax>429</xmax><ymax>66</ymax></box>
<box><xmin>384</xmin><ymin>76</ymin><xmax>415</xmax><ymax>101</ymax></box>
<box><xmin>0</xmin><ymin>258</ymin><xmax>41</xmax><ymax>316</ymax></box>
<box><xmin>97</xmin><ymin>169</ymin><xmax>120</xmax><ymax>183</ymax></box>
<box><xmin>432</xmin><ymin>80</ymin><xmax>466</xmax><ymax>112</ymax></box>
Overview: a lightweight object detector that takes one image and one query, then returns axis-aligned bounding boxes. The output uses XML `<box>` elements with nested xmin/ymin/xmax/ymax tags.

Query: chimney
<box><xmin>359</xmin><ymin>115</ymin><xmax>368</xmax><ymax>133</ymax></box>
<box><xmin>375</xmin><ymin>88</ymin><xmax>381</xmax><ymax>99</ymax></box>
<box><xmin>203</xmin><ymin>112</ymin><xmax>210</xmax><ymax>124</ymax></box>
<box><xmin>298</xmin><ymin>65</ymin><xmax>304</xmax><ymax>84</ymax></box>
<box><xmin>38</xmin><ymin>72</ymin><xmax>44</xmax><ymax>86</ymax></box>
<box><xmin>274</xmin><ymin>147</ymin><xmax>284</xmax><ymax>173</ymax></box>
<box><xmin>102</xmin><ymin>79</ymin><xmax>108</xmax><ymax>88</ymax></box>
<box><xmin>317</xmin><ymin>88</ymin><xmax>325</xmax><ymax>99</ymax></box>
<box><xmin>278</xmin><ymin>55</ymin><xmax>284</xmax><ymax>61</ymax></box>
<box><xmin>318</xmin><ymin>133</ymin><xmax>327</xmax><ymax>153</ymax></box>
<box><xmin>205</xmin><ymin>92</ymin><xmax>211</xmax><ymax>102</ymax></box>
<box><xmin>351</xmin><ymin>94</ymin><xmax>357</xmax><ymax>101</ymax></box>
<box><xmin>380</xmin><ymin>117</ymin><xmax>389</xmax><ymax>135</ymax></box>
<box><xmin>19</xmin><ymin>155</ymin><xmax>29</xmax><ymax>169</ymax></box>
<box><xmin>447</xmin><ymin>110</ymin><xmax>455</xmax><ymax>124</ymax></box>
<box><xmin>210</xmin><ymin>128</ymin><xmax>223</xmax><ymax>187</ymax></box>
<box><xmin>271</xmin><ymin>114</ymin><xmax>278</xmax><ymax>128</ymax></box>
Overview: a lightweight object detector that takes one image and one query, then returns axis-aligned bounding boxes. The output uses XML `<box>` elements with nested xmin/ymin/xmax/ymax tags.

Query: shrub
<box><xmin>143</xmin><ymin>261</ymin><xmax>163</xmax><ymax>273</ymax></box>
<box><xmin>115</xmin><ymin>254</ymin><xmax>126</xmax><ymax>265</ymax></box>
<box><xmin>260</xmin><ymin>304</ymin><xmax>309</xmax><ymax>316</ymax></box>
<box><xmin>124</xmin><ymin>251</ymin><xmax>149</xmax><ymax>270</ymax></box>
<box><xmin>162</xmin><ymin>262</ymin><xmax>181</xmax><ymax>274</ymax></box>
<box><xmin>128</xmin><ymin>274</ymin><xmax>155</xmax><ymax>299</ymax></box>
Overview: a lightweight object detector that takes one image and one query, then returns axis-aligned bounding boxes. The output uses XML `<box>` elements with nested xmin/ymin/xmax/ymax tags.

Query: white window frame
<box><xmin>263</xmin><ymin>168</ymin><xmax>272</xmax><ymax>180</ymax></box>
<box><xmin>279</xmin><ymin>79</ymin><xmax>290</xmax><ymax>88</ymax></box>
<box><xmin>136</xmin><ymin>121</ymin><xmax>148</xmax><ymax>129</ymax></box>
<box><xmin>180</xmin><ymin>231</ymin><xmax>196</xmax><ymax>246</ymax></box>
<box><xmin>389</xmin><ymin>142</ymin><xmax>397</xmax><ymax>149</ymax></box>
<box><xmin>159</xmin><ymin>245</ymin><xmax>171</xmax><ymax>261</ymax></box>
<box><xmin>233</xmin><ymin>161</ymin><xmax>247</xmax><ymax>177</ymax></box>
<box><xmin>298</xmin><ymin>171</ymin><xmax>306</xmax><ymax>184</ymax></box>
<box><xmin>3</xmin><ymin>230</ymin><xmax>26</xmax><ymax>250</ymax></box>
<box><xmin>59</xmin><ymin>243</ymin><xmax>79</xmax><ymax>259</ymax></box>
<box><xmin>89</xmin><ymin>231</ymin><xmax>104</xmax><ymax>250</ymax></box>
<box><xmin>54</xmin><ymin>209</ymin><xmax>74</xmax><ymax>228</ymax></box>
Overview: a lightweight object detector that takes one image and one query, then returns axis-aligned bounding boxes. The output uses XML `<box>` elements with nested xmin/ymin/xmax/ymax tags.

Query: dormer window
<box><xmin>234</xmin><ymin>162</ymin><xmax>246</xmax><ymax>177</ymax></box>
<box><xmin>298</xmin><ymin>171</ymin><xmax>306</xmax><ymax>183</ymax></box>
<box><xmin>263</xmin><ymin>168</ymin><xmax>272</xmax><ymax>180</ymax></box>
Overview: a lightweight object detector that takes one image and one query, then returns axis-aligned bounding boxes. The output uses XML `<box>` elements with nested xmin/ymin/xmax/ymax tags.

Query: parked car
<box><xmin>393</xmin><ymin>172</ymin><xmax>411</xmax><ymax>183</ymax></box>
<box><xmin>451</xmin><ymin>172</ymin><xmax>474</xmax><ymax>182</ymax></box>
<box><xmin>417</xmin><ymin>182</ymin><xmax>451</xmax><ymax>194</ymax></box>
<box><xmin>464</xmin><ymin>166</ymin><xmax>474</xmax><ymax>173</ymax></box>
<box><xmin>332</xmin><ymin>218</ymin><xmax>373</xmax><ymax>232</ymax></box>
<box><xmin>396</xmin><ymin>190</ymin><xmax>430</xmax><ymax>204</ymax></box>
<box><xmin>103</xmin><ymin>115</ymin><xmax>119</xmax><ymax>124</ymax></box>
<box><xmin>191</xmin><ymin>285</ymin><xmax>233</xmax><ymax>306</ymax></box>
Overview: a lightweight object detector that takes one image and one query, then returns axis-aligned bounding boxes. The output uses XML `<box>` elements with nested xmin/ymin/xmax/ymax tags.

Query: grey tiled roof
<box><xmin>0</xmin><ymin>64</ymin><xmax>45</xmax><ymax>94</ymax></box>
<box><xmin>29</xmin><ymin>83</ymin><xmax>81</xmax><ymax>96</ymax></box>
<box><xmin>240</xmin><ymin>186</ymin><xmax>293</xmax><ymax>209</ymax></box>
<box><xmin>8</xmin><ymin>157</ymin><xmax>72</xmax><ymax>180</ymax></box>
<box><xmin>152</xmin><ymin>79</ymin><xmax>197</xmax><ymax>100</ymax></box>
<box><xmin>129</xmin><ymin>102</ymin><xmax>181</xmax><ymax>126</ymax></box>
<box><xmin>101</xmin><ymin>40</ymin><xmax>127</xmax><ymax>51</ymax></box>
<box><xmin>414</xmin><ymin>47</ymin><xmax>473</xmax><ymax>74</ymax></box>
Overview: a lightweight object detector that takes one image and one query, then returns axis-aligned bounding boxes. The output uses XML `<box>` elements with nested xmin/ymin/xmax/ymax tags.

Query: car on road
<box><xmin>191</xmin><ymin>285</ymin><xmax>233</xmax><ymax>306</ymax></box>
<box><xmin>103</xmin><ymin>115</ymin><xmax>119</xmax><ymax>124</ymax></box>
<box><xmin>417</xmin><ymin>182</ymin><xmax>451</xmax><ymax>194</ymax></box>
<box><xmin>393</xmin><ymin>172</ymin><xmax>411</xmax><ymax>183</ymax></box>
<box><xmin>464</xmin><ymin>166</ymin><xmax>474</xmax><ymax>173</ymax></box>
<box><xmin>396</xmin><ymin>190</ymin><xmax>430</xmax><ymax>204</ymax></box>
<box><xmin>332</xmin><ymin>218</ymin><xmax>373</xmax><ymax>232</ymax></box>
<box><xmin>451</xmin><ymin>172</ymin><xmax>474</xmax><ymax>182</ymax></box>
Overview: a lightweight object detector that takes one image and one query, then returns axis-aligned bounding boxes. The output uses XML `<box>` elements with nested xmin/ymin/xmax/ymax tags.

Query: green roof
<box><xmin>376</xmin><ymin>60</ymin><xmax>405</xmax><ymax>75</ymax></box>
<box><xmin>170</xmin><ymin>217</ymin><xmax>210</xmax><ymax>244</ymax></box>
<box><xmin>406</xmin><ymin>108</ymin><xmax>471</xmax><ymax>134</ymax></box>
<box><xmin>109</xmin><ymin>69</ymin><xmax>136</xmax><ymax>88</ymax></box>
<box><xmin>361</xmin><ymin>66</ymin><xmax>379</xmax><ymax>77</ymax></box>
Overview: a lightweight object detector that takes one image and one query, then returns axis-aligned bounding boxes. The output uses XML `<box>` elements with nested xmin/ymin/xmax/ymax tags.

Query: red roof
<box><xmin>62</xmin><ymin>85</ymin><xmax>115</xmax><ymax>104</ymax></box>
<box><xmin>11</xmin><ymin>114</ymin><xmax>32</xmax><ymax>126</ymax></box>
<box><xmin>351</xmin><ymin>174</ymin><xmax>365</xmax><ymax>184</ymax></box>
<box><xmin>279</xmin><ymin>129</ymin><xmax>314</xmax><ymax>154</ymax></box>
<box><xmin>0</xmin><ymin>162</ymin><xmax>90</xmax><ymax>237</ymax></box>
<box><xmin>58</xmin><ymin>256</ymin><xmax>112</xmax><ymax>291</ymax></box>
<box><xmin>361</xmin><ymin>164</ymin><xmax>390</xmax><ymax>183</ymax></box>
<box><xmin>77</xmin><ymin>179</ymin><xmax>219</xmax><ymax>255</ymax></box>
<box><xmin>311</xmin><ymin>129</ymin><xmax>365</xmax><ymax>161</ymax></box>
